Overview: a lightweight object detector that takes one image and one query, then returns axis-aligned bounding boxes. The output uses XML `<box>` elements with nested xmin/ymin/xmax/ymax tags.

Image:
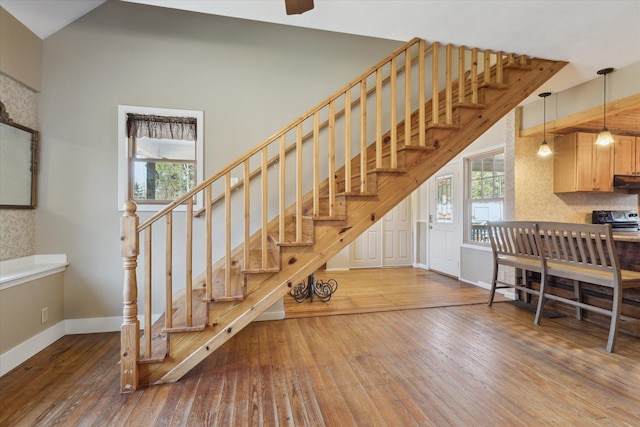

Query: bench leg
<box><xmin>488</xmin><ymin>262</ymin><xmax>499</xmax><ymax>306</ymax></box>
<box><xmin>522</xmin><ymin>270</ymin><xmax>531</xmax><ymax>304</ymax></box>
<box><xmin>534</xmin><ymin>271</ymin><xmax>547</xmax><ymax>326</ymax></box>
<box><xmin>606</xmin><ymin>287</ymin><xmax>623</xmax><ymax>353</ymax></box>
<box><xmin>573</xmin><ymin>280</ymin><xmax>583</xmax><ymax>320</ymax></box>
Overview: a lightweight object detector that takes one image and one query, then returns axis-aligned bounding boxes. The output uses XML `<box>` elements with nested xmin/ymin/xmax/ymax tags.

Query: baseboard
<box><xmin>255</xmin><ymin>309</ymin><xmax>286</xmax><ymax>321</ymax></box>
<box><xmin>323</xmin><ymin>267</ymin><xmax>349</xmax><ymax>272</ymax></box>
<box><xmin>64</xmin><ymin>316</ymin><xmax>122</xmax><ymax>334</ymax></box>
<box><xmin>476</xmin><ymin>280</ymin><xmax>516</xmax><ymax>299</ymax></box>
<box><xmin>0</xmin><ymin>321</ymin><xmax>65</xmax><ymax>376</ymax></box>
<box><xmin>0</xmin><ymin>309</ymin><xmax>281</xmax><ymax>376</ymax></box>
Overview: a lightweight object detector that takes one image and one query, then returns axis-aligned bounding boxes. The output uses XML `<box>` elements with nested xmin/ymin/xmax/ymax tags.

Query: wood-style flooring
<box><xmin>1</xmin><ymin>269</ymin><xmax>639</xmax><ymax>426</ymax></box>
<box><xmin>284</xmin><ymin>267</ymin><xmax>507</xmax><ymax>318</ymax></box>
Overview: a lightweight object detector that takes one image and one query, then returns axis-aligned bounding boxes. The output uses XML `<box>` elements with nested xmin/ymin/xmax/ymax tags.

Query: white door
<box><xmin>350</xmin><ymin>219</ymin><xmax>382</xmax><ymax>268</ymax></box>
<box><xmin>383</xmin><ymin>197</ymin><xmax>412</xmax><ymax>266</ymax></box>
<box><xmin>428</xmin><ymin>165</ymin><xmax>460</xmax><ymax>277</ymax></box>
<box><xmin>350</xmin><ymin>196</ymin><xmax>412</xmax><ymax>268</ymax></box>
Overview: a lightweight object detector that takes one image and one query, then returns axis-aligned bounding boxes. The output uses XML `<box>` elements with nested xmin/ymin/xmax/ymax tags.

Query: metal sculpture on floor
<box><xmin>288</xmin><ymin>273</ymin><xmax>338</xmax><ymax>303</ymax></box>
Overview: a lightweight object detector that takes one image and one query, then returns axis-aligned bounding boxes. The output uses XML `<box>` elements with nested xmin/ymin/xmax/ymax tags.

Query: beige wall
<box><xmin>0</xmin><ymin>7</ymin><xmax>42</xmax><ymax>92</ymax></box>
<box><xmin>35</xmin><ymin>0</ymin><xmax>402</xmax><ymax>320</ymax></box>
<box><xmin>514</xmin><ymin>110</ymin><xmax>638</xmax><ymax>223</ymax></box>
<box><xmin>0</xmin><ymin>272</ymin><xmax>64</xmax><ymax>354</ymax></box>
<box><xmin>0</xmin><ymin>7</ymin><xmax>40</xmax><ymax>261</ymax></box>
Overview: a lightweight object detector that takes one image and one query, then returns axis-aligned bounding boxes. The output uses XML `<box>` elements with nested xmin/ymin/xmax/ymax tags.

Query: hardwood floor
<box><xmin>1</xmin><ymin>270</ymin><xmax>639</xmax><ymax>426</ymax></box>
<box><xmin>284</xmin><ymin>267</ymin><xmax>507</xmax><ymax>318</ymax></box>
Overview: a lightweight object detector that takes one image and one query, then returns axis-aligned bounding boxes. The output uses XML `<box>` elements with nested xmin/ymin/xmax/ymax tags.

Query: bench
<box><xmin>487</xmin><ymin>221</ymin><xmax>545</xmax><ymax>323</ymax></box>
<box><xmin>488</xmin><ymin>221</ymin><xmax>640</xmax><ymax>352</ymax></box>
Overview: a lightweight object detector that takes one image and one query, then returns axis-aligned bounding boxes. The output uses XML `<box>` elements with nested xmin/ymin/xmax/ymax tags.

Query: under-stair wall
<box><xmin>120</xmin><ymin>38</ymin><xmax>566</xmax><ymax>391</ymax></box>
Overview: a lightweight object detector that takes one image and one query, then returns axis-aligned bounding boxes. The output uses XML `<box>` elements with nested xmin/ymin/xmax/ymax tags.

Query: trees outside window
<box><xmin>118</xmin><ymin>106</ymin><xmax>204</xmax><ymax>211</ymax></box>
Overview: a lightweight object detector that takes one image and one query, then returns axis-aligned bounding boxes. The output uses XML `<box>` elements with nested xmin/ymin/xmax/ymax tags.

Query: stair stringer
<box><xmin>139</xmin><ymin>56</ymin><xmax>567</xmax><ymax>387</ymax></box>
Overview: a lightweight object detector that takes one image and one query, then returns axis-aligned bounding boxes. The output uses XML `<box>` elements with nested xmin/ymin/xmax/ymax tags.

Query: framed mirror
<box><xmin>0</xmin><ymin>101</ymin><xmax>39</xmax><ymax>209</ymax></box>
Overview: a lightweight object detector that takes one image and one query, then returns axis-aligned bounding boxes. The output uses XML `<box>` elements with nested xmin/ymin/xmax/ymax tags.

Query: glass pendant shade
<box><xmin>537</xmin><ymin>140</ymin><xmax>552</xmax><ymax>156</ymax></box>
<box><xmin>595</xmin><ymin>68</ymin><xmax>614</xmax><ymax>146</ymax></box>
<box><xmin>537</xmin><ymin>92</ymin><xmax>552</xmax><ymax>157</ymax></box>
<box><xmin>595</xmin><ymin>128</ymin><xmax>614</xmax><ymax>146</ymax></box>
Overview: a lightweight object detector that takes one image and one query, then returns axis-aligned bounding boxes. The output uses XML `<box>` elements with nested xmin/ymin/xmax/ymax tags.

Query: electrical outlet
<box><xmin>41</xmin><ymin>307</ymin><xmax>48</xmax><ymax>324</ymax></box>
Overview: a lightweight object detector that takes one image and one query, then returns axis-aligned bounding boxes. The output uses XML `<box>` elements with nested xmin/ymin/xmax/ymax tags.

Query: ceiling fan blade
<box><xmin>285</xmin><ymin>0</ymin><xmax>314</xmax><ymax>15</ymax></box>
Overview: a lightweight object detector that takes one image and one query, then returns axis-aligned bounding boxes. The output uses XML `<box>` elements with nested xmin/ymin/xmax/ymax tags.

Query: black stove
<box><xmin>592</xmin><ymin>210</ymin><xmax>639</xmax><ymax>232</ymax></box>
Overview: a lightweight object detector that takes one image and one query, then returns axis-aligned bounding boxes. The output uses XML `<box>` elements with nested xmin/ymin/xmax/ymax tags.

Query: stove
<box><xmin>592</xmin><ymin>210</ymin><xmax>639</xmax><ymax>232</ymax></box>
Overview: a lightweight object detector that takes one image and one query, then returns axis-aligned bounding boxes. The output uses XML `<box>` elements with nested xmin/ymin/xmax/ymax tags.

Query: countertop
<box><xmin>612</xmin><ymin>231</ymin><xmax>640</xmax><ymax>243</ymax></box>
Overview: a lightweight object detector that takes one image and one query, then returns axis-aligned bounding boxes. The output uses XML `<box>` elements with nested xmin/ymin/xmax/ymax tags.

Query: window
<box><xmin>435</xmin><ymin>174</ymin><xmax>453</xmax><ymax>223</ymax></box>
<box><xmin>465</xmin><ymin>151</ymin><xmax>504</xmax><ymax>243</ymax></box>
<box><xmin>118</xmin><ymin>105</ymin><xmax>204</xmax><ymax>211</ymax></box>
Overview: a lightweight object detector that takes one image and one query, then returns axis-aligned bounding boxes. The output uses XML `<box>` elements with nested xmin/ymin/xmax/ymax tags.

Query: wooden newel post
<box><xmin>120</xmin><ymin>201</ymin><xmax>140</xmax><ymax>392</ymax></box>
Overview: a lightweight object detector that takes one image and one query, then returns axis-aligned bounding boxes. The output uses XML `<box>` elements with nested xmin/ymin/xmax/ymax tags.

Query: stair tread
<box><xmin>339</xmin><ymin>191</ymin><xmax>378</xmax><ymax>197</ymax></box>
<box><xmin>479</xmin><ymin>82</ymin><xmax>510</xmax><ymax>89</ymax></box>
<box><xmin>277</xmin><ymin>240</ymin><xmax>314</xmax><ymax>247</ymax></box>
<box><xmin>313</xmin><ymin>215</ymin><xmax>348</xmax><ymax>221</ymax></box>
<box><xmin>139</xmin><ymin>313</ymin><xmax>168</xmax><ymax>364</ymax></box>
<box><xmin>163</xmin><ymin>288</ymin><xmax>209</xmax><ymax>332</ymax></box>
<box><xmin>504</xmin><ymin>63</ymin><xmax>535</xmax><ymax>71</ymax></box>
<box><xmin>426</xmin><ymin>123</ymin><xmax>461</xmax><ymax>130</ymax></box>
<box><xmin>453</xmin><ymin>102</ymin><xmax>486</xmax><ymax>110</ymax></box>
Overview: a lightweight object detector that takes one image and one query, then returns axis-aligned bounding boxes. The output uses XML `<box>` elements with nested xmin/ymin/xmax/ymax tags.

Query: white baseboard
<box><xmin>65</xmin><ymin>313</ymin><xmax>164</xmax><ymax>335</ymax></box>
<box><xmin>0</xmin><ymin>321</ymin><xmax>66</xmax><ymax>376</ymax></box>
<box><xmin>0</xmin><ymin>309</ymin><xmax>282</xmax><ymax>377</ymax></box>
<box><xmin>476</xmin><ymin>280</ymin><xmax>516</xmax><ymax>300</ymax></box>
<box><xmin>255</xmin><ymin>310</ymin><xmax>286</xmax><ymax>321</ymax></box>
<box><xmin>323</xmin><ymin>267</ymin><xmax>349</xmax><ymax>272</ymax></box>
<box><xmin>65</xmin><ymin>316</ymin><xmax>122</xmax><ymax>334</ymax></box>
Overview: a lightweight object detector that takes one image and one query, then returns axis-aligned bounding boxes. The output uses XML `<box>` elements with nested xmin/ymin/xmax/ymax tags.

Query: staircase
<box><xmin>119</xmin><ymin>38</ymin><xmax>566</xmax><ymax>391</ymax></box>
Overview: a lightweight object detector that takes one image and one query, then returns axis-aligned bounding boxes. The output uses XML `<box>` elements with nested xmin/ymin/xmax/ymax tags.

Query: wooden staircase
<box><xmin>119</xmin><ymin>38</ymin><xmax>566</xmax><ymax>391</ymax></box>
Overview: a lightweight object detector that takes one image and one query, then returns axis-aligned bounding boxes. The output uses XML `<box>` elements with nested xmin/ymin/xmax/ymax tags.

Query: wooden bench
<box><xmin>487</xmin><ymin>221</ymin><xmax>546</xmax><ymax>324</ymax></box>
<box><xmin>489</xmin><ymin>221</ymin><xmax>640</xmax><ymax>352</ymax></box>
<box><xmin>535</xmin><ymin>222</ymin><xmax>640</xmax><ymax>352</ymax></box>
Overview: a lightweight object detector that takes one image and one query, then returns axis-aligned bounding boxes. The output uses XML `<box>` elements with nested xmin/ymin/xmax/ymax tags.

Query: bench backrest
<box><xmin>537</xmin><ymin>222</ymin><xmax>621</xmax><ymax>278</ymax></box>
<box><xmin>487</xmin><ymin>221</ymin><xmax>543</xmax><ymax>261</ymax></box>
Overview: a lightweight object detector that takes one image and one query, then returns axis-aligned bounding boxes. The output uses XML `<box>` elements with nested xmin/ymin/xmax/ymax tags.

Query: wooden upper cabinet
<box><xmin>553</xmin><ymin>132</ymin><xmax>613</xmax><ymax>193</ymax></box>
<box><xmin>614</xmin><ymin>135</ymin><xmax>640</xmax><ymax>175</ymax></box>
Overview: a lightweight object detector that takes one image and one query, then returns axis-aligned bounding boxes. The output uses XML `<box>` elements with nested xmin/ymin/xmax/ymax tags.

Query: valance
<box><xmin>127</xmin><ymin>113</ymin><xmax>197</xmax><ymax>141</ymax></box>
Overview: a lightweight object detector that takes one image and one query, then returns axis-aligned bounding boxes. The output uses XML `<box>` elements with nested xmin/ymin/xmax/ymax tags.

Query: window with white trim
<box><xmin>118</xmin><ymin>105</ymin><xmax>204</xmax><ymax>211</ymax></box>
<box><xmin>465</xmin><ymin>150</ymin><xmax>504</xmax><ymax>244</ymax></box>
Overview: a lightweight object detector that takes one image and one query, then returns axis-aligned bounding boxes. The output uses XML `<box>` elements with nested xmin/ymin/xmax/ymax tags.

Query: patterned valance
<box><xmin>127</xmin><ymin>113</ymin><xmax>197</xmax><ymax>141</ymax></box>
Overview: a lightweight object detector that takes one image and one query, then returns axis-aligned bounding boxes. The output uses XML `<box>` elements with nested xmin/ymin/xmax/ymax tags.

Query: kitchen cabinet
<box><xmin>613</xmin><ymin>135</ymin><xmax>640</xmax><ymax>175</ymax></box>
<box><xmin>553</xmin><ymin>132</ymin><xmax>613</xmax><ymax>193</ymax></box>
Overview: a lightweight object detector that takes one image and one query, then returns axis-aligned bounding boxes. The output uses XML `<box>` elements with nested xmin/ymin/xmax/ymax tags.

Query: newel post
<box><xmin>120</xmin><ymin>201</ymin><xmax>140</xmax><ymax>392</ymax></box>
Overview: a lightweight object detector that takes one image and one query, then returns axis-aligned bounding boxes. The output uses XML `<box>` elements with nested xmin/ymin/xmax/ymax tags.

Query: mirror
<box><xmin>0</xmin><ymin>101</ymin><xmax>39</xmax><ymax>209</ymax></box>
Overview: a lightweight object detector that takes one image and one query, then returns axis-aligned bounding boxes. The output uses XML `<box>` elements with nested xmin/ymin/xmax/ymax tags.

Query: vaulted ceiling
<box><xmin>1</xmin><ymin>0</ymin><xmax>639</xmax><ymax>108</ymax></box>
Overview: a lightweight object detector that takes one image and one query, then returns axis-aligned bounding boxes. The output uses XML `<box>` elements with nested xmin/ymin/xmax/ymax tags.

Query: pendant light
<box><xmin>537</xmin><ymin>92</ymin><xmax>552</xmax><ymax>157</ymax></box>
<box><xmin>595</xmin><ymin>67</ymin><xmax>614</xmax><ymax>146</ymax></box>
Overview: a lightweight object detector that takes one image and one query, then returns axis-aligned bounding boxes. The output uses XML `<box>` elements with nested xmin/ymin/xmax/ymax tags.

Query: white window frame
<box><xmin>464</xmin><ymin>149</ymin><xmax>505</xmax><ymax>245</ymax></box>
<box><xmin>117</xmin><ymin>105</ymin><xmax>204</xmax><ymax>212</ymax></box>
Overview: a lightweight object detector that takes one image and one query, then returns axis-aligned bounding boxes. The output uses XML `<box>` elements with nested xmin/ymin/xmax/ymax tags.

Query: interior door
<box><xmin>428</xmin><ymin>165</ymin><xmax>460</xmax><ymax>277</ymax></box>
<box><xmin>350</xmin><ymin>219</ymin><xmax>382</xmax><ymax>268</ymax></box>
<box><xmin>383</xmin><ymin>196</ymin><xmax>412</xmax><ymax>266</ymax></box>
<box><xmin>350</xmin><ymin>195</ymin><xmax>413</xmax><ymax>268</ymax></box>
